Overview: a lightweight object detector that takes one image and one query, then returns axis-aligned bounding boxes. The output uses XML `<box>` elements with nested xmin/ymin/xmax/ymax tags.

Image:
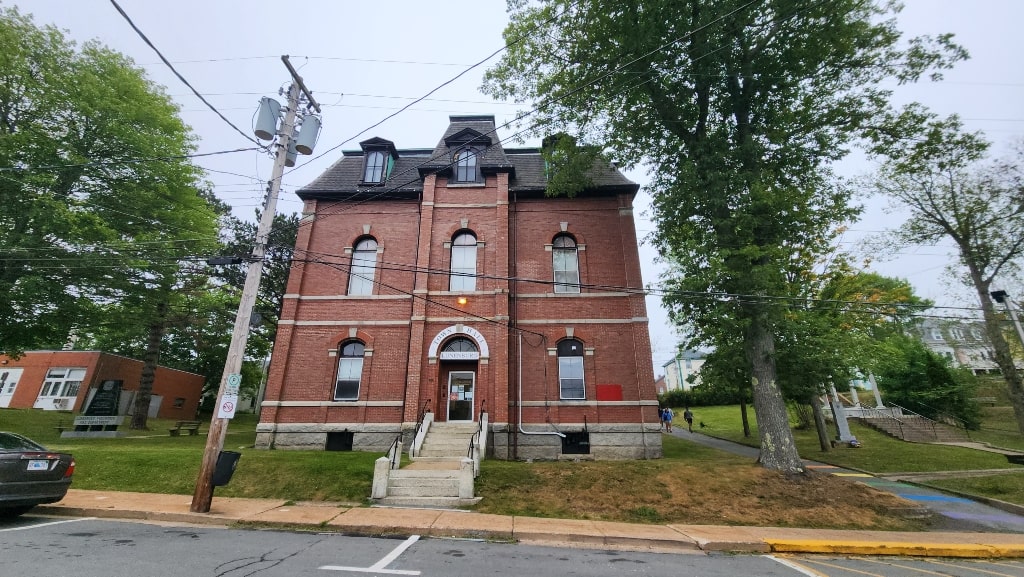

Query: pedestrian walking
<box><xmin>659</xmin><ymin>407</ymin><xmax>667</xmax><ymax>430</ymax></box>
<box><xmin>663</xmin><ymin>407</ymin><xmax>674</xmax><ymax>432</ymax></box>
<box><xmin>683</xmin><ymin>407</ymin><xmax>694</xmax><ymax>432</ymax></box>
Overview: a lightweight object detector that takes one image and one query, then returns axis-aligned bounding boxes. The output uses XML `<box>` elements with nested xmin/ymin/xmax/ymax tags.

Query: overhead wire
<box><xmin>107</xmin><ymin>0</ymin><xmax>268</xmax><ymax>150</ymax></box>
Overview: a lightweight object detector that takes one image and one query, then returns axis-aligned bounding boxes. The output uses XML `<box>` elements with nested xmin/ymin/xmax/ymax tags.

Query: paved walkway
<box><xmin>671</xmin><ymin>430</ymin><xmax>1024</xmax><ymax>534</ymax></box>
<box><xmin>35</xmin><ymin>489</ymin><xmax>1024</xmax><ymax>558</ymax></box>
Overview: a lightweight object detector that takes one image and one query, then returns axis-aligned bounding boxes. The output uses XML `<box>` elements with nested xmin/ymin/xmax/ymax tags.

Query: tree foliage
<box><xmin>874</xmin><ymin>334</ymin><xmax>981</xmax><ymax>430</ymax></box>
<box><xmin>0</xmin><ymin>7</ymin><xmax>220</xmax><ymax>360</ymax></box>
<box><xmin>868</xmin><ymin>113</ymin><xmax>1024</xmax><ymax>433</ymax></box>
<box><xmin>485</xmin><ymin>0</ymin><xmax>965</xmax><ymax>471</ymax></box>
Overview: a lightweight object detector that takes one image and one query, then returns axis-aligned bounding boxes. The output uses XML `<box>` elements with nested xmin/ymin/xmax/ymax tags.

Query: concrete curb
<box><xmin>32</xmin><ymin>490</ymin><xmax>1024</xmax><ymax>559</ymax></box>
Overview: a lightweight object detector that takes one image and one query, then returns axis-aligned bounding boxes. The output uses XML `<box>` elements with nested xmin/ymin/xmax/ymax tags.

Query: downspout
<box><xmin>519</xmin><ymin>332</ymin><xmax>565</xmax><ymax>439</ymax></box>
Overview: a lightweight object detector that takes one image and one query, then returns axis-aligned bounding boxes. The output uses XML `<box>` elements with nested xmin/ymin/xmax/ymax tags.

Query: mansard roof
<box><xmin>296</xmin><ymin>115</ymin><xmax>638</xmax><ymax>201</ymax></box>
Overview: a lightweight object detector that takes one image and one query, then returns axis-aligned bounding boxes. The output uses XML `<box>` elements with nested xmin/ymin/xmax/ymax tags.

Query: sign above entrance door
<box><xmin>428</xmin><ymin>324</ymin><xmax>490</xmax><ymax>359</ymax></box>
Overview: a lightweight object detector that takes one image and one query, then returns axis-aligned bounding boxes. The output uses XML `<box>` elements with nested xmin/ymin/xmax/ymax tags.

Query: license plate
<box><xmin>27</xmin><ymin>460</ymin><xmax>49</xmax><ymax>471</ymax></box>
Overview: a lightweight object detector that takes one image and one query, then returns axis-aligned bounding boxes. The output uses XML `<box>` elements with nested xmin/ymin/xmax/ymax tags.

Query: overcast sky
<box><xmin>12</xmin><ymin>0</ymin><xmax>1024</xmax><ymax>374</ymax></box>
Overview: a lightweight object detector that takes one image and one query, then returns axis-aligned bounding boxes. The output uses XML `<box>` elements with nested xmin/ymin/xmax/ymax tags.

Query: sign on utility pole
<box><xmin>191</xmin><ymin>56</ymin><xmax>320</xmax><ymax>513</ymax></box>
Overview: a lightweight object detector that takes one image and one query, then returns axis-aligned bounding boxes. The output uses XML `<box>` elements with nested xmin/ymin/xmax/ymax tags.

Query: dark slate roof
<box><xmin>296</xmin><ymin>115</ymin><xmax>638</xmax><ymax>201</ymax></box>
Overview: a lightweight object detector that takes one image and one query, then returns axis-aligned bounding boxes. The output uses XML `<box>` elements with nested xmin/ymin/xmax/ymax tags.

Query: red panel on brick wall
<box><xmin>595</xmin><ymin>384</ymin><xmax>623</xmax><ymax>401</ymax></box>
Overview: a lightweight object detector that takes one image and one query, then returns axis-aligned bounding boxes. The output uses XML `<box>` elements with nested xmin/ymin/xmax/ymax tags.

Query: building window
<box><xmin>557</xmin><ymin>339</ymin><xmax>585</xmax><ymax>400</ymax></box>
<box><xmin>450</xmin><ymin>232</ymin><xmax>477</xmax><ymax>291</ymax></box>
<box><xmin>363</xmin><ymin>150</ymin><xmax>388</xmax><ymax>183</ymax></box>
<box><xmin>334</xmin><ymin>341</ymin><xmax>364</xmax><ymax>401</ymax></box>
<box><xmin>552</xmin><ymin>234</ymin><xmax>580</xmax><ymax>293</ymax></box>
<box><xmin>930</xmin><ymin>329</ymin><xmax>943</xmax><ymax>341</ymax></box>
<box><xmin>173</xmin><ymin>397</ymin><xmax>186</xmax><ymax>409</ymax></box>
<box><xmin>453</xmin><ymin>148</ymin><xmax>479</xmax><ymax>183</ymax></box>
<box><xmin>39</xmin><ymin>367</ymin><xmax>85</xmax><ymax>399</ymax></box>
<box><xmin>348</xmin><ymin>237</ymin><xmax>378</xmax><ymax>296</ymax></box>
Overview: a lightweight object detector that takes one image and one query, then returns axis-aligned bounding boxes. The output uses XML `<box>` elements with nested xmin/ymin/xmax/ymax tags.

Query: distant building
<box><xmin>916</xmin><ymin>318</ymin><xmax>1009</xmax><ymax>375</ymax></box>
<box><xmin>661</xmin><ymin>350</ymin><xmax>705</xmax><ymax>392</ymax></box>
<box><xmin>0</xmin><ymin>350</ymin><xmax>204</xmax><ymax>419</ymax></box>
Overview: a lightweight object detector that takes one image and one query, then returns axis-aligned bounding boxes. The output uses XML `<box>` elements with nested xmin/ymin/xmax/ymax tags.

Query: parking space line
<box><xmin>766</xmin><ymin>555</ymin><xmax>827</xmax><ymax>576</ymax></box>
<box><xmin>320</xmin><ymin>535</ymin><xmax>421</xmax><ymax>575</ymax></box>
<box><xmin>0</xmin><ymin>517</ymin><xmax>95</xmax><ymax>532</ymax></box>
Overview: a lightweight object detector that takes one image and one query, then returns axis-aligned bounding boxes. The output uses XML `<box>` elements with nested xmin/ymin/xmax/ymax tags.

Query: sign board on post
<box><xmin>217</xmin><ymin>373</ymin><xmax>241</xmax><ymax>419</ymax></box>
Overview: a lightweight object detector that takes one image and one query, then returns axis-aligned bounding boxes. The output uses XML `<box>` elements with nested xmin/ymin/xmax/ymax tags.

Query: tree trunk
<box><xmin>745</xmin><ymin>312</ymin><xmax>805</xmax><ymax>473</ymax></box>
<box><xmin>130</xmin><ymin>302</ymin><xmax>167</xmax><ymax>430</ymax></box>
<box><xmin>810</xmin><ymin>393</ymin><xmax>831</xmax><ymax>452</ymax></box>
<box><xmin>968</xmin><ymin>268</ymin><xmax>1024</xmax><ymax>434</ymax></box>
<box><xmin>739</xmin><ymin>400</ymin><xmax>751</xmax><ymax>438</ymax></box>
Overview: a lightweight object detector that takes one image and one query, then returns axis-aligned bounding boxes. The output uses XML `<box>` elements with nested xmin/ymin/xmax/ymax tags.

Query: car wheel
<box><xmin>0</xmin><ymin>506</ymin><xmax>35</xmax><ymax>518</ymax></box>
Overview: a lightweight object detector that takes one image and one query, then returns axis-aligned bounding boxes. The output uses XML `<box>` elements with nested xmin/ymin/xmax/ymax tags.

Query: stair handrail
<box><xmin>410</xmin><ymin>399</ymin><xmax>433</xmax><ymax>459</ymax></box>
<box><xmin>468</xmin><ymin>403</ymin><xmax>487</xmax><ymax>478</ymax></box>
<box><xmin>888</xmin><ymin>403</ymin><xmax>939</xmax><ymax>441</ymax></box>
<box><xmin>894</xmin><ymin>400</ymin><xmax>971</xmax><ymax>439</ymax></box>
<box><xmin>386</xmin><ymin>433</ymin><xmax>402</xmax><ymax>470</ymax></box>
<box><xmin>861</xmin><ymin>406</ymin><xmax>906</xmax><ymax>440</ymax></box>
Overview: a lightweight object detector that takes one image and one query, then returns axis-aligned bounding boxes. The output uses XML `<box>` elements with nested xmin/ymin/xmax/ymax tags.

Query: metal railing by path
<box><xmin>897</xmin><ymin>400</ymin><xmax>972</xmax><ymax>440</ymax></box>
<box><xmin>859</xmin><ymin>406</ymin><xmax>907</xmax><ymax>440</ymax></box>
<box><xmin>410</xmin><ymin>399</ymin><xmax>432</xmax><ymax>459</ymax></box>
<box><xmin>888</xmin><ymin>404</ymin><xmax>939</xmax><ymax>441</ymax></box>
<box><xmin>468</xmin><ymin>402</ymin><xmax>487</xmax><ymax>477</ymax></box>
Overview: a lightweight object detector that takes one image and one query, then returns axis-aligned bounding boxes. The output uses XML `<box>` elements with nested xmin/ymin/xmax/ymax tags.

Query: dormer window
<box><xmin>453</xmin><ymin>148</ymin><xmax>480</xmax><ymax>183</ymax></box>
<box><xmin>364</xmin><ymin>151</ymin><xmax>387</xmax><ymax>183</ymax></box>
<box><xmin>358</xmin><ymin>137</ymin><xmax>397</xmax><ymax>184</ymax></box>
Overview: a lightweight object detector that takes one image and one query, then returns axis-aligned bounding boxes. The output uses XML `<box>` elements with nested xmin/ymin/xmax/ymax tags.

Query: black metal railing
<box><xmin>860</xmin><ymin>406</ymin><xmax>906</xmax><ymax>440</ymax></box>
<box><xmin>387</xmin><ymin>433</ymin><xmax>402</xmax><ymax>470</ymax></box>
<box><xmin>897</xmin><ymin>400</ymin><xmax>971</xmax><ymax>439</ymax></box>
<box><xmin>889</xmin><ymin>404</ymin><xmax>939</xmax><ymax>441</ymax></box>
<box><xmin>414</xmin><ymin>399</ymin><xmax>432</xmax><ymax>440</ymax></box>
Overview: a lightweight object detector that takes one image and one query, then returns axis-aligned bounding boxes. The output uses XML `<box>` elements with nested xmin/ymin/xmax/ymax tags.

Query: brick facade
<box><xmin>257</xmin><ymin>116</ymin><xmax>661</xmax><ymax>459</ymax></box>
<box><xmin>0</xmin><ymin>350</ymin><xmax>204</xmax><ymax>419</ymax></box>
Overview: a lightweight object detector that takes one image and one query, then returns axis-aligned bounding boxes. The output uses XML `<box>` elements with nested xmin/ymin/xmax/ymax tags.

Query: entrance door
<box><xmin>447</xmin><ymin>371</ymin><xmax>475</xmax><ymax>422</ymax></box>
<box><xmin>0</xmin><ymin>369</ymin><xmax>22</xmax><ymax>408</ymax></box>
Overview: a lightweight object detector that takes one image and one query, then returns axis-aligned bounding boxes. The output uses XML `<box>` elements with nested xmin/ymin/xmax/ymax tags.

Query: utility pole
<box><xmin>991</xmin><ymin>290</ymin><xmax>1024</xmax><ymax>350</ymax></box>
<box><xmin>191</xmin><ymin>56</ymin><xmax>319</xmax><ymax>513</ymax></box>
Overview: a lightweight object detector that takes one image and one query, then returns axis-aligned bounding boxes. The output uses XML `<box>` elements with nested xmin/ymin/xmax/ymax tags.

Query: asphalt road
<box><xmin>3</xmin><ymin>515</ymin><xmax>1023</xmax><ymax>577</ymax></box>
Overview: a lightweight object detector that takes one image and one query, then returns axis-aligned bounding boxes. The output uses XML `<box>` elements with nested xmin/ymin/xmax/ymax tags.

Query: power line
<box><xmin>108</xmin><ymin>0</ymin><xmax>267</xmax><ymax>150</ymax></box>
<box><xmin>0</xmin><ymin>147</ymin><xmax>259</xmax><ymax>173</ymax></box>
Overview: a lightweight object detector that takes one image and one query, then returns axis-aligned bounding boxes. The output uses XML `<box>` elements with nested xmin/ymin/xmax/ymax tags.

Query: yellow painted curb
<box><xmin>765</xmin><ymin>539</ymin><xmax>1024</xmax><ymax>558</ymax></box>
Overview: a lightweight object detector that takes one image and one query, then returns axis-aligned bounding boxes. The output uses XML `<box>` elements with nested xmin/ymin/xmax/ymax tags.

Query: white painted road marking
<box><xmin>320</xmin><ymin>534</ymin><xmax>421</xmax><ymax>575</ymax></box>
<box><xmin>0</xmin><ymin>517</ymin><xmax>96</xmax><ymax>532</ymax></box>
<box><xmin>766</xmin><ymin>555</ymin><xmax>827</xmax><ymax>577</ymax></box>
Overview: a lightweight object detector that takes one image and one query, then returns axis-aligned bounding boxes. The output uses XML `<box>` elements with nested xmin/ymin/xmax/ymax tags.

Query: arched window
<box><xmin>363</xmin><ymin>150</ymin><xmax>386</xmax><ymax>183</ymax></box>
<box><xmin>334</xmin><ymin>341</ymin><xmax>364</xmax><ymax>401</ymax></box>
<box><xmin>348</xmin><ymin>237</ymin><xmax>378</xmax><ymax>296</ymax></box>
<box><xmin>557</xmin><ymin>339</ymin><xmax>585</xmax><ymax>400</ymax></box>
<box><xmin>552</xmin><ymin>234</ymin><xmax>580</xmax><ymax>294</ymax></box>
<box><xmin>441</xmin><ymin>337</ymin><xmax>479</xmax><ymax>360</ymax></box>
<box><xmin>450</xmin><ymin>232</ymin><xmax>477</xmax><ymax>291</ymax></box>
<box><xmin>453</xmin><ymin>148</ymin><xmax>479</xmax><ymax>183</ymax></box>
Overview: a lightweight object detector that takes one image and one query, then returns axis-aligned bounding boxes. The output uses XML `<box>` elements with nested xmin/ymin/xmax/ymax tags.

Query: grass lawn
<box><xmin>927</xmin><ymin>474</ymin><xmax>1024</xmax><ymax>506</ymax></box>
<box><xmin>682</xmin><ymin>404</ymin><xmax>1024</xmax><ymax>505</ymax></box>
<box><xmin>2</xmin><ymin>405</ymin><xmax>1021</xmax><ymax>524</ymax></box>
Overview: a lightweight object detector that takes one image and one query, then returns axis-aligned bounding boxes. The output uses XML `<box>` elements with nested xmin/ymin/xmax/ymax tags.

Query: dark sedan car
<box><xmin>0</xmin><ymin>431</ymin><xmax>75</xmax><ymax>517</ymax></box>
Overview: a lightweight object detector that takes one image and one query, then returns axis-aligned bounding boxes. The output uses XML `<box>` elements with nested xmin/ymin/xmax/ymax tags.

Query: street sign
<box><xmin>217</xmin><ymin>373</ymin><xmax>242</xmax><ymax>419</ymax></box>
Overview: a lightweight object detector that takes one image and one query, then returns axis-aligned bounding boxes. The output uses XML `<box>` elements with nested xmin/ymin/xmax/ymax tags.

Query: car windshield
<box><xmin>0</xmin><ymin>432</ymin><xmax>46</xmax><ymax>452</ymax></box>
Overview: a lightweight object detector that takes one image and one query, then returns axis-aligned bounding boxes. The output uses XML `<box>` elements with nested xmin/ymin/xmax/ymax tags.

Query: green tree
<box><xmin>484</xmin><ymin>0</ymin><xmax>964</xmax><ymax>472</ymax></box>
<box><xmin>875</xmin><ymin>333</ymin><xmax>981</xmax><ymax>429</ymax></box>
<box><xmin>868</xmin><ymin>112</ymin><xmax>1024</xmax><ymax>434</ymax></box>
<box><xmin>0</xmin><ymin>8</ymin><xmax>222</xmax><ymax>428</ymax></box>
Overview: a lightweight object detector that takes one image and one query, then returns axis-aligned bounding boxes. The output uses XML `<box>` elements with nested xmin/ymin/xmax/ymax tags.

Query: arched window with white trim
<box><xmin>334</xmin><ymin>341</ymin><xmax>364</xmax><ymax>401</ymax></box>
<box><xmin>450</xmin><ymin>232</ymin><xmax>477</xmax><ymax>291</ymax></box>
<box><xmin>348</xmin><ymin>237</ymin><xmax>378</xmax><ymax>296</ymax></box>
<box><xmin>552</xmin><ymin>234</ymin><xmax>580</xmax><ymax>293</ymax></box>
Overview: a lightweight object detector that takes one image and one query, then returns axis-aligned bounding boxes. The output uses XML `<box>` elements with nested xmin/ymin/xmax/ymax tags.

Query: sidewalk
<box><xmin>36</xmin><ymin>489</ymin><xmax>1024</xmax><ymax>558</ymax></box>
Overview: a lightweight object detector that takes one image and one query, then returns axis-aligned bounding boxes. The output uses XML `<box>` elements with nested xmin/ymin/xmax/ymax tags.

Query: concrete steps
<box><xmin>375</xmin><ymin>421</ymin><xmax>482</xmax><ymax>508</ymax></box>
<box><xmin>857</xmin><ymin>415</ymin><xmax>971</xmax><ymax>443</ymax></box>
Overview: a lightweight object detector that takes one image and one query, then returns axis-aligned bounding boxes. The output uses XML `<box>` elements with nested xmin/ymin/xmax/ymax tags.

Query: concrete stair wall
<box><xmin>373</xmin><ymin>421</ymin><xmax>482</xmax><ymax>508</ymax></box>
<box><xmin>857</xmin><ymin>415</ymin><xmax>970</xmax><ymax>443</ymax></box>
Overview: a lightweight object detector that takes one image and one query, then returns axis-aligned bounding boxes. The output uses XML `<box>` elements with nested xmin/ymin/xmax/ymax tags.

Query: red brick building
<box><xmin>257</xmin><ymin>116</ymin><xmax>661</xmax><ymax>459</ymax></box>
<box><xmin>0</xmin><ymin>350</ymin><xmax>204</xmax><ymax>419</ymax></box>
